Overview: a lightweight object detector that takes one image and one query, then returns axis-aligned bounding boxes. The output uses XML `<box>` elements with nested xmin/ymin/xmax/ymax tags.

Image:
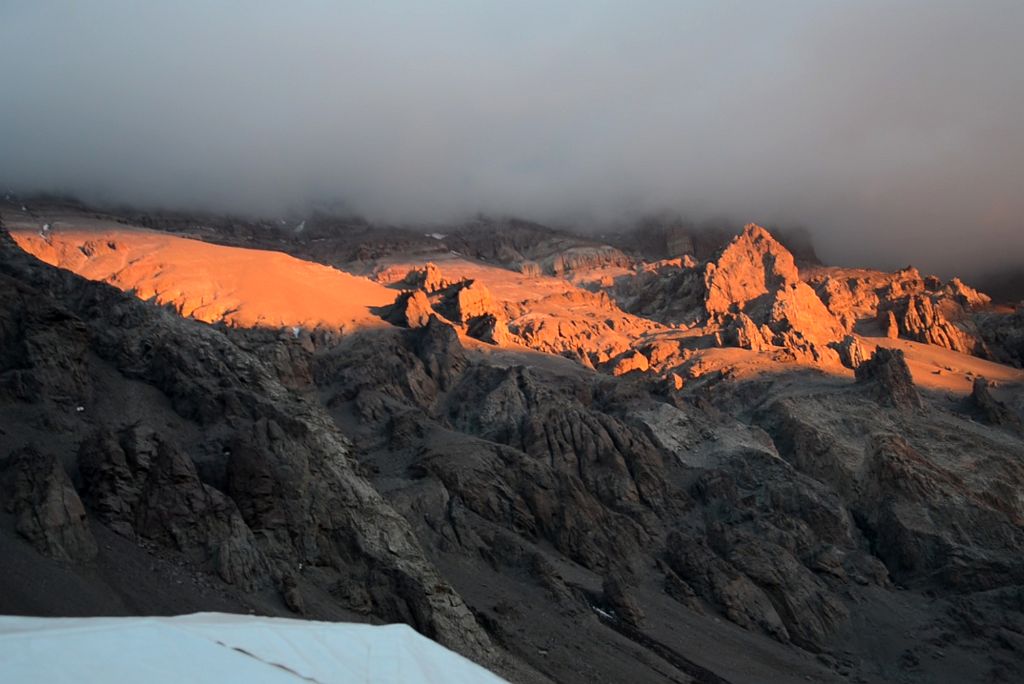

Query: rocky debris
<box><xmin>707</xmin><ymin>527</ymin><xmax>849</xmax><ymax>651</ymax></box>
<box><xmin>79</xmin><ymin>423</ymin><xmax>272</xmax><ymax>591</ymax></box>
<box><xmin>967</xmin><ymin>377</ymin><xmax>1022</xmax><ymax>430</ymax></box>
<box><xmin>613</xmin><ymin>224</ymin><xmax>846</xmax><ymax>363</ymax></box>
<box><xmin>808</xmin><ymin>265</ymin><xmax>1005</xmax><ymax>361</ymax></box>
<box><xmin>2</xmin><ymin>446</ymin><xmax>97</xmax><ymax>562</ymax></box>
<box><xmin>760</xmin><ymin>281</ymin><xmax>846</xmax><ymax>358</ymax></box>
<box><xmin>139</xmin><ymin>441</ymin><xmax>272</xmax><ymax>591</ymax></box>
<box><xmin>830</xmin><ymin>335</ymin><xmax>867</xmax><ymax>369</ymax></box>
<box><xmin>666</xmin><ymin>532</ymin><xmax>791</xmax><ymax>643</ymax></box>
<box><xmin>627</xmin><ymin>224</ymin><xmax>845</xmax><ymax>361</ymax></box>
<box><xmin>391</xmin><ymin>290</ymin><xmax>435</xmax><ymax>328</ymax></box>
<box><xmin>77</xmin><ymin>426</ymin><xmax>153</xmax><ymax>537</ymax></box>
<box><xmin>509</xmin><ymin>290</ymin><xmax>656</xmax><ymax>365</ymax></box>
<box><xmin>465</xmin><ymin>313</ymin><xmax>511</xmax><ymax>346</ymax></box>
<box><xmin>812</xmin><ymin>276</ymin><xmax>867</xmax><ymax>332</ymax></box>
<box><xmin>279</xmin><ymin>572</ymin><xmax>305</xmax><ymax>614</ymax></box>
<box><xmin>855</xmin><ymin>347</ymin><xmax>922</xmax><ymax>409</ymax></box>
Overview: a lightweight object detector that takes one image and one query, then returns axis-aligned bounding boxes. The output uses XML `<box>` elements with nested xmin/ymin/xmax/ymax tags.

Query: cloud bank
<box><xmin>1</xmin><ymin>1</ymin><xmax>1022</xmax><ymax>276</ymax></box>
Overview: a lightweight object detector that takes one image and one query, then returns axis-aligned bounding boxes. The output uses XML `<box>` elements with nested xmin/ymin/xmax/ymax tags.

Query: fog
<box><xmin>1</xmin><ymin>1</ymin><xmax>1022</xmax><ymax>277</ymax></box>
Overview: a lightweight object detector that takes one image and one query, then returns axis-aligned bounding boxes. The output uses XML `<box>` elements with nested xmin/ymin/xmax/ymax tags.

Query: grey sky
<box><xmin>1</xmin><ymin>1</ymin><xmax>1022</xmax><ymax>276</ymax></box>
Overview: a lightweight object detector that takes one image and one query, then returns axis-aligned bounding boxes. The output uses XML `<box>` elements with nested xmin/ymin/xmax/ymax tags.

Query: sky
<box><xmin>1</xmin><ymin>1</ymin><xmax>1022</xmax><ymax>276</ymax></box>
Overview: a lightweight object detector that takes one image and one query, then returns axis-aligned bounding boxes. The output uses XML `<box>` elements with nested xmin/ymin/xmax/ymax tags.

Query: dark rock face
<box><xmin>856</xmin><ymin>433</ymin><xmax>1024</xmax><ymax>591</ymax></box>
<box><xmin>968</xmin><ymin>377</ymin><xmax>1022</xmax><ymax>431</ymax></box>
<box><xmin>2</xmin><ymin>447</ymin><xmax>97</xmax><ymax>562</ymax></box>
<box><xmin>134</xmin><ymin>440</ymin><xmax>271</xmax><ymax>591</ymax></box>
<box><xmin>0</xmin><ymin>231</ymin><xmax>496</xmax><ymax>668</ymax></box>
<box><xmin>0</xmin><ymin>275</ymin><xmax>90</xmax><ymax>403</ymax></box>
<box><xmin>855</xmin><ymin>347</ymin><xmax>922</xmax><ymax>409</ymax></box>
<box><xmin>410</xmin><ymin>315</ymin><xmax>467</xmax><ymax>390</ymax></box>
<box><xmin>976</xmin><ymin>306</ymin><xmax>1024</xmax><ymax>368</ymax></box>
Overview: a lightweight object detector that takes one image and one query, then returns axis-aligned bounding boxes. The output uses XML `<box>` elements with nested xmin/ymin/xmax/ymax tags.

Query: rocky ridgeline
<box><xmin>613</xmin><ymin>224</ymin><xmax>850</xmax><ymax>365</ymax></box>
<box><xmin>810</xmin><ymin>265</ymin><xmax>995</xmax><ymax>358</ymax></box>
<box><xmin>608</xmin><ymin>223</ymin><xmax>1024</xmax><ymax>374</ymax></box>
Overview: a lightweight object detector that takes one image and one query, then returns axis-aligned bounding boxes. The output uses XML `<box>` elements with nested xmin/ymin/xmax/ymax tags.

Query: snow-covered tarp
<box><xmin>0</xmin><ymin>612</ymin><xmax>507</xmax><ymax>683</ymax></box>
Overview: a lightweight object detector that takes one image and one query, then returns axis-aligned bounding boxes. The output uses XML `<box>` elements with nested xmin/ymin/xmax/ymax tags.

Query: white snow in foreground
<box><xmin>0</xmin><ymin>613</ymin><xmax>507</xmax><ymax>684</ymax></box>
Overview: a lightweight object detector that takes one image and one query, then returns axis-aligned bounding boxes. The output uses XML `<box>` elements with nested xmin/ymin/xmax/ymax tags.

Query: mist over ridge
<box><xmin>2</xmin><ymin>1</ymin><xmax>1022</xmax><ymax>278</ymax></box>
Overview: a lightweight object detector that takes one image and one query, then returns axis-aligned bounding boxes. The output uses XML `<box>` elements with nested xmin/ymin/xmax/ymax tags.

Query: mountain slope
<box><xmin>3</xmin><ymin>202</ymin><xmax>1024</xmax><ymax>683</ymax></box>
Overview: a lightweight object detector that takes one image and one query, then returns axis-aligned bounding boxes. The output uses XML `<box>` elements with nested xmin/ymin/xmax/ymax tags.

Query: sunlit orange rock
<box><xmin>394</xmin><ymin>290</ymin><xmax>435</xmax><ymax>328</ymax></box>
<box><xmin>608</xmin><ymin>351</ymin><xmax>650</xmax><ymax>376</ymax></box>
<box><xmin>9</xmin><ymin>226</ymin><xmax>394</xmax><ymax>332</ymax></box>
<box><xmin>703</xmin><ymin>224</ymin><xmax>800</xmax><ymax>318</ymax></box>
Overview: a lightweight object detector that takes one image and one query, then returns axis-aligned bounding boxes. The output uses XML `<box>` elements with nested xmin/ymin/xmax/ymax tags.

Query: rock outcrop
<box><xmin>967</xmin><ymin>377</ymin><xmax>1022</xmax><ymax>430</ymax></box>
<box><xmin>854</xmin><ymin>347</ymin><xmax>921</xmax><ymax>409</ymax></box>
<box><xmin>831</xmin><ymin>335</ymin><xmax>867</xmax><ymax>369</ymax></box>
<box><xmin>882</xmin><ymin>295</ymin><xmax>977</xmax><ymax>354</ymax></box>
<box><xmin>701</xmin><ymin>225</ymin><xmax>845</xmax><ymax>361</ymax></box>
<box><xmin>703</xmin><ymin>224</ymin><xmax>801</xmax><ymax>318</ymax></box>
<box><xmin>2</xmin><ymin>446</ymin><xmax>98</xmax><ymax>562</ymax></box>
<box><xmin>404</xmin><ymin>262</ymin><xmax>450</xmax><ymax>293</ymax></box>
<box><xmin>453</xmin><ymin>280</ymin><xmax>496</xmax><ymax>324</ymax></box>
<box><xmin>391</xmin><ymin>290</ymin><xmax>435</xmax><ymax>328</ymax></box>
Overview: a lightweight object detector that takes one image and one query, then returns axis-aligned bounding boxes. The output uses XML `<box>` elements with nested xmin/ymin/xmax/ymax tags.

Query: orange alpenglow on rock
<box><xmin>703</xmin><ymin>224</ymin><xmax>800</xmax><ymax>318</ymax></box>
<box><xmin>9</xmin><ymin>227</ymin><xmax>395</xmax><ymax>332</ymax></box>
